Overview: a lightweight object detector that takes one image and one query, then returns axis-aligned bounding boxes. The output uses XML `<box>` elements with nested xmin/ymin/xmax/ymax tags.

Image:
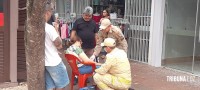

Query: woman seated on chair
<box><xmin>65</xmin><ymin>35</ymin><xmax>101</xmax><ymax>74</ymax></box>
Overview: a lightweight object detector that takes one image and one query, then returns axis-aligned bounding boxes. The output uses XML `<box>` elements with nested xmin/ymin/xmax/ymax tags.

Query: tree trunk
<box><xmin>25</xmin><ymin>0</ymin><xmax>47</xmax><ymax>90</ymax></box>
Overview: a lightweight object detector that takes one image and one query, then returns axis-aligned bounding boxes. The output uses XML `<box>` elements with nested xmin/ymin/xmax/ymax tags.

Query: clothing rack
<box><xmin>110</xmin><ymin>18</ymin><xmax>130</xmax><ymax>26</ymax></box>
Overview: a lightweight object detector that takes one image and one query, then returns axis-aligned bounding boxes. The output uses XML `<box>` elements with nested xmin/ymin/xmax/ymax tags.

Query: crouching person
<box><xmin>93</xmin><ymin>38</ymin><xmax>131</xmax><ymax>90</ymax></box>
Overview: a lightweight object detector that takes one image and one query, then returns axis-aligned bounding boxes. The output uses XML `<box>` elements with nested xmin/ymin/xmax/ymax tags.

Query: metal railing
<box><xmin>125</xmin><ymin>0</ymin><xmax>152</xmax><ymax>63</ymax></box>
<box><xmin>73</xmin><ymin>0</ymin><xmax>91</xmax><ymax>18</ymax></box>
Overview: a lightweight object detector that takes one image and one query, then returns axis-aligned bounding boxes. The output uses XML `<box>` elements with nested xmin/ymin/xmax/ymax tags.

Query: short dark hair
<box><xmin>73</xmin><ymin>35</ymin><xmax>82</xmax><ymax>42</ymax></box>
<box><xmin>68</xmin><ymin>35</ymin><xmax>82</xmax><ymax>46</ymax></box>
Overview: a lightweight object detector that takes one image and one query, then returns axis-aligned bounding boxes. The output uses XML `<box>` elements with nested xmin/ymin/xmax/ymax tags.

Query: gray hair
<box><xmin>83</xmin><ymin>6</ymin><xmax>93</xmax><ymax>15</ymax></box>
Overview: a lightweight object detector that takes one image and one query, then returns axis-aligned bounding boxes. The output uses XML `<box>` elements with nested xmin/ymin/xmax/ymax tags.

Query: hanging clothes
<box><xmin>68</xmin><ymin>21</ymin><xmax>75</xmax><ymax>37</ymax></box>
<box><xmin>65</xmin><ymin>24</ymin><xmax>69</xmax><ymax>38</ymax></box>
<box><xmin>0</xmin><ymin>13</ymin><xmax>4</xmax><ymax>27</ymax></box>
<box><xmin>93</xmin><ymin>13</ymin><xmax>101</xmax><ymax>24</ymax></box>
<box><xmin>93</xmin><ymin>0</ymin><xmax>100</xmax><ymax>5</ymax></box>
<box><xmin>103</xmin><ymin>0</ymin><xmax>109</xmax><ymax>6</ymax></box>
<box><xmin>61</xmin><ymin>23</ymin><xmax>67</xmax><ymax>39</ymax></box>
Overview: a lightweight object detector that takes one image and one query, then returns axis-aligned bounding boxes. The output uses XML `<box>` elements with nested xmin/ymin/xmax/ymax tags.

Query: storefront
<box><xmin>0</xmin><ymin>0</ymin><xmax>91</xmax><ymax>83</ymax></box>
<box><xmin>162</xmin><ymin>0</ymin><xmax>200</xmax><ymax>75</ymax></box>
<box><xmin>142</xmin><ymin>0</ymin><xmax>200</xmax><ymax>75</ymax></box>
<box><xmin>0</xmin><ymin>0</ymin><xmax>10</xmax><ymax>83</ymax></box>
<box><xmin>55</xmin><ymin>0</ymin><xmax>90</xmax><ymax>20</ymax></box>
<box><xmin>91</xmin><ymin>0</ymin><xmax>125</xmax><ymax>20</ymax></box>
<box><xmin>0</xmin><ymin>0</ymin><xmax>24</xmax><ymax>83</ymax></box>
<box><xmin>4</xmin><ymin>0</ymin><xmax>200</xmax><ymax>83</ymax></box>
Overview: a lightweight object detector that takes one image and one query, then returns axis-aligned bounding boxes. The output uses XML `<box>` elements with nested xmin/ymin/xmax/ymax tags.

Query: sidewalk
<box><xmin>1</xmin><ymin>60</ymin><xmax>200</xmax><ymax>90</ymax></box>
<box><xmin>71</xmin><ymin>60</ymin><xmax>200</xmax><ymax>90</ymax></box>
<box><xmin>131</xmin><ymin>61</ymin><xmax>200</xmax><ymax>90</ymax></box>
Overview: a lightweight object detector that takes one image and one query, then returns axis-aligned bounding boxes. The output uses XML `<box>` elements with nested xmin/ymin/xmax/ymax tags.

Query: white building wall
<box><xmin>10</xmin><ymin>0</ymin><xmax>18</xmax><ymax>82</ymax></box>
<box><xmin>148</xmin><ymin>0</ymin><xmax>165</xmax><ymax>67</ymax></box>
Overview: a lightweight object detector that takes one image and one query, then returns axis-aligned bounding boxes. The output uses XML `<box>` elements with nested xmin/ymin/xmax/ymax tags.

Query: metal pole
<box><xmin>192</xmin><ymin>0</ymin><xmax>200</xmax><ymax>73</ymax></box>
<box><xmin>71</xmin><ymin>0</ymin><xmax>73</xmax><ymax>13</ymax></box>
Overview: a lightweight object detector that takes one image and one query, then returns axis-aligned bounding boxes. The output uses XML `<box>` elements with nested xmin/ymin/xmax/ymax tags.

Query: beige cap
<box><xmin>101</xmin><ymin>38</ymin><xmax>116</xmax><ymax>47</ymax></box>
<box><xmin>99</xmin><ymin>19</ymin><xmax>111</xmax><ymax>30</ymax></box>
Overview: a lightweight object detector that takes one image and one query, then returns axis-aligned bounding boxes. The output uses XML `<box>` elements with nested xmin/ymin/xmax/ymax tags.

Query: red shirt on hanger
<box><xmin>93</xmin><ymin>13</ymin><xmax>101</xmax><ymax>24</ymax></box>
<box><xmin>0</xmin><ymin>13</ymin><xmax>4</xmax><ymax>27</ymax></box>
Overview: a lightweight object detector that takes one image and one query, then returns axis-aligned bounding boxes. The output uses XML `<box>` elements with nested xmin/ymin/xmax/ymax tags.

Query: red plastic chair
<box><xmin>65</xmin><ymin>54</ymin><xmax>96</xmax><ymax>90</ymax></box>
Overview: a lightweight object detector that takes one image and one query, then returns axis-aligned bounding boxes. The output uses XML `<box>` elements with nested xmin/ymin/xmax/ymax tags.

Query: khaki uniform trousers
<box><xmin>93</xmin><ymin>73</ymin><xmax>131</xmax><ymax>90</ymax></box>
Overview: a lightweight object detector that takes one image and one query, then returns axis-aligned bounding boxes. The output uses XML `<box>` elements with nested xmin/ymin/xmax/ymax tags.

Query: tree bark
<box><xmin>25</xmin><ymin>0</ymin><xmax>47</xmax><ymax>90</ymax></box>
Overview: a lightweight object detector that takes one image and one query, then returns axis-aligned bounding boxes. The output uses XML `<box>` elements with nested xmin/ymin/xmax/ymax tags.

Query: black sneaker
<box><xmin>73</xmin><ymin>77</ymin><xmax>78</xmax><ymax>85</ymax></box>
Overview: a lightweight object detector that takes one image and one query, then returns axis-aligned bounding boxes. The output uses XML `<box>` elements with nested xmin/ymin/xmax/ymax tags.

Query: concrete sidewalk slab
<box><xmin>2</xmin><ymin>60</ymin><xmax>200</xmax><ymax>90</ymax></box>
<box><xmin>131</xmin><ymin>61</ymin><xmax>200</xmax><ymax>90</ymax></box>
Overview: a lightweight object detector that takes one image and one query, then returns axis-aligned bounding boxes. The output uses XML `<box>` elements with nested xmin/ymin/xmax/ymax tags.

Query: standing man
<box><xmin>70</xmin><ymin>6</ymin><xmax>98</xmax><ymax>57</ymax></box>
<box><xmin>93</xmin><ymin>38</ymin><xmax>131</xmax><ymax>90</ymax></box>
<box><xmin>47</xmin><ymin>3</ymin><xmax>56</xmax><ymax>25</ymax></box>
<box><xmin>93</xmin><ymin>18</ymin><xmax>128</xmax><ymax>57</ymax></box>
<box><xmin>45</xmin><ymin>3</ymin><xmax>69</xmax><ymax>90</ymax></box>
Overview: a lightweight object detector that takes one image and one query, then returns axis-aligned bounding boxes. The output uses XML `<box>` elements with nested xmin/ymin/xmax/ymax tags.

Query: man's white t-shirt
<box><xmin>45</xmin><ymin>23</ymin><xmax>62</xmax><ymax>66</ymax></box>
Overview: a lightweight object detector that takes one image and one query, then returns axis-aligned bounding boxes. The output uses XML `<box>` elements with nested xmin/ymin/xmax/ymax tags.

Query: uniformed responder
<box><xmin>93</xmin><ymin>18</ymin><xmax>128</xmax><ymax>57</ymax></box>
<box><xmin>93</xmin><ymin>38</ymin><xmax>131</xmax><ymax>90</ymax></box>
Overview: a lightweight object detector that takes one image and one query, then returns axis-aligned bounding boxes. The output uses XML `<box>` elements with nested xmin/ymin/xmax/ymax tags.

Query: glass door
<box><xmin>193</xmin><ymin>0</ymin><xmax>200</xmax><ymax>75</ymax></box>
<box><xmin>162</xmin><ymin>0</ymin><xmax>198</xmax><ymax>73</ymax></box>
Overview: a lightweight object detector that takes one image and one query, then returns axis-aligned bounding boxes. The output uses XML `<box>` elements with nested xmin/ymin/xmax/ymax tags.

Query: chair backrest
<box><xmin>65</xmin><ymin>54</ymin><xmax>82</xmax><ymax>75</ymax></box>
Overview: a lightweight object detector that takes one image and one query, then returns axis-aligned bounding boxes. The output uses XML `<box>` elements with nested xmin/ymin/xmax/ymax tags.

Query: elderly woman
<box><xmin>65</xmin><ymin>35</ymin><xmax>101</xmax><ymax>74</ymax></box>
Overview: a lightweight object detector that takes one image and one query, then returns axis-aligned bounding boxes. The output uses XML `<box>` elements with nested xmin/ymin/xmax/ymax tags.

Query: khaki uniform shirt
<box><xmin>95</xmin><ymin>48</ymin><xmax>131</xmax><ymax>82</ymax></box>
<box><xmin>94</xmin><ymin>25</ymin><xmax>128</xmax><ymax>55</ymax></box>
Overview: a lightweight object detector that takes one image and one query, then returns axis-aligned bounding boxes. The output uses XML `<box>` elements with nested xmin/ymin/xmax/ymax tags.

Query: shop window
<box><xmin>91</xmin><ymin>0</ymin><xmax>125</xmax><ymax>23</ymax></box>
<box><xmin>0</xmin><ymin>0</ymin><xmax>4</xmax><ymax>27</ymax></box>
<box><xmin>92</xmin><ymin>0</ymin><xmax>125</xmax><ymax>16</ymax></box>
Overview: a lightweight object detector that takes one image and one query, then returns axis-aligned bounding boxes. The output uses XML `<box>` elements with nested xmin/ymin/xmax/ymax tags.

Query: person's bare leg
<box><xmin>47</xmin><ymin>88</ymin><xmax>55</xmax><ymax>90</ymax></box>
<box><xmin>55</xmin><ymin>88</ymin><xmax>62</xmax><ymax>90</ymax></box>
<box><xmin>56</xmin><ymin>87</ymin><xmax>65</xmax><ymax>90</ymax></box>
<box><xmin>64</xmin><ymin>83</ymin><xmax>71</xmax><ymax>89</ymax></box>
